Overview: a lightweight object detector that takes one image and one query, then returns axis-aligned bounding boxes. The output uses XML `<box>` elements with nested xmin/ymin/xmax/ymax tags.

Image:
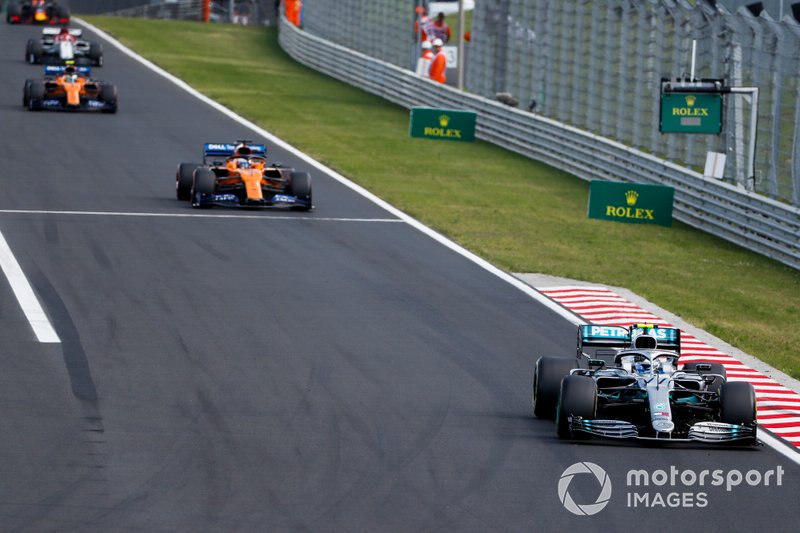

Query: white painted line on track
<box><xmin>758</xmin><ymin>431</ymin><xmax>800</xmax><ymax>466</ymax></box>
<box><xmin>76</xmin><ymin>18</ymin><xmax>582</xmax><ymax>326</ymax></box>
<box><xmin>0</xmin><ymin>231</ymin><xmax>60</xmax><ymax>343</ymax></box>
<box><xmin>0</xmin><ymin>209</ymin><xmax>401</xmax><ymax>222</ymax></box>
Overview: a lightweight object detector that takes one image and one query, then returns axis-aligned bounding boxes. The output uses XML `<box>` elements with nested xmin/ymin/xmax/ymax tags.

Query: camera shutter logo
<box><xmin>558</xmin><ymin>462</ymin><xmax>612</xmax><ymax>516</ymax></box>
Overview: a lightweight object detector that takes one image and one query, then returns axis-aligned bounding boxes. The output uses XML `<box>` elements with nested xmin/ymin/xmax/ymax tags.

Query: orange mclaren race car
<box><xmin>23</xmin><ymin>65</ymin><xmax>118</xmax><ymax>113</ymax></box>
<box><xmin>6</xmin><ymin>1</ymin><xmax>69</xmax><ymax>25</ymax></box>
<box><xmin>176</xmin><ymin>141</ymin><xmax>313</xmax><ymax>210</ymax></box>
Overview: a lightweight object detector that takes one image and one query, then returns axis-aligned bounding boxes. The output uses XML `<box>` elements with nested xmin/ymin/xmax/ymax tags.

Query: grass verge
<box><xmin>84</xmin><ymin>17</ymin><xmax>800</xmax><ymax>379</ymax></box>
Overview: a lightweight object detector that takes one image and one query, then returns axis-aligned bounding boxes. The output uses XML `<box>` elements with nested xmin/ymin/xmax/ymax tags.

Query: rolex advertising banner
<box><xmin>660</xmin><ymin>93</ymin><xmax>722</xmax><ymax>134</ymax></box>
<box><xmin>588</xmin><ymin>181</ymin><xmax>675</xmax><ymax>227</ymax></box>
<box><xmin>409</xmin><ymin>108</ymin><xmax>476</xmax><ymax>142</ymax></box>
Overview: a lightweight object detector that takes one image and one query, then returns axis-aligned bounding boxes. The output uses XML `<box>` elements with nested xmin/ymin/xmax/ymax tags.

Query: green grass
<box><xmin>85</xmin><ymin>17</ymin><xmax>800</xmax><ymax>379</ymax></box>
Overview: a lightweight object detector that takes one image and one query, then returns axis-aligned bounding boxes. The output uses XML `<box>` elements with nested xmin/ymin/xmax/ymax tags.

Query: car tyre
<box><xmin>556</xmin><ymin>375</ymin><xmax>597</xmax><ymax>439</ymax></box>
<box><xmin>288</xmin><ymin>171</ymin><xmax>312</xmax><ymax>210</ymax></box>
<box><xmin>27</xmin><ymin>80</ymin><xmax>45</xmax><ymax>111</ymax></box>
<box><xmin>719</xmin><ymin>381</ymin><xmax>757</xmax><ymax>444</ymax></box>
<box><xmin>191</xmin><ymin>168</ymin><xmax>217</xmax><ymax>208</ymax></box>
<box><xmin>176</xmin><ymin>163</ymin><xmax>199</xmax><ymax>201</ymax></box>
<box><xmin>89</xmin><ymin>42</ymin><xmax>103</xmax><ymax>66</ymax></box>
<box><xmin>100</xmin><ymin>84</ymin><xmax>118</xmax><ymax>113</ymax></box>
<box><xmin>29</xmin><ymin>40</ymin><xmax>43</xmax><ymax>64</ymax></box>
<box><xmin>532</xmin><ymin>356</ymin><xmax>575</xmax><ymax>419</ymax></box>
<box><xmin>23</xmin><ymin>79</ymin><xmax>34</xmax><ymax>107</ymax></box>
<box><xmin>7</xmin><ymin>3</ymin><xmax>21</xmax><ymax>23</ymax></box>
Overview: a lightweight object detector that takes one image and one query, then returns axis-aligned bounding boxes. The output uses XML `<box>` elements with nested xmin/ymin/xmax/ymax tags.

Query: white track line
<box><xmin>76</xmin><ymin>18</ymin><xmax>580</xmax><ymax>325</ymax></box>
<box><xmin>0</xmin><ymin>209</ymin><xmax>401</xmax><ymax>222</ymax></box>
<box><xmin>0</xmin><ymin>231</ymin><xmax>60</xmax><ymax>343</ymax></box>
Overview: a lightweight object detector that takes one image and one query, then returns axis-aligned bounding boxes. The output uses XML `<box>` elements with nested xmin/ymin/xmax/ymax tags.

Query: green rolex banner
<box><xmin>409</xmin><ymin>107</ymin><xmax>476</xmax><ymax>142</ymax></box>
<box><xmin>588</xmin><ymin>181</ymin><xmax>675</xmax><ymax>227</ymax></box>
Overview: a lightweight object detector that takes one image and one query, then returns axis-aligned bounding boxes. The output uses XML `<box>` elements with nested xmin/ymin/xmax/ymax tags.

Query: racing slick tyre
<box><xmin>556</xmin><ymin>375</ymin><xmax>597</xmax><ymax>439</ymax></box>
<box><xmin>22</xmin><ymin>79</ymin><xmax>34</xmax><ymax>107</ymax></box>
<box><xmin>191</xmin><ymin>168</ymin><xmax>217</xmax><ymax>208</ymax></box>
<box><xmin>532</xmin><ymin>356</ymin><xmax>575</xmax><ymax>419</ymax></box>
<box><xmin>100</xmin><ymin>84</ymin><xmax>118</xmax><ymax>113</ymax></box>
<box><xmin>288</xmin><ymin>171</ymin><xmax>312</xmax><ymax>210</ymax></box>
<box><xmin>28</xmin><ymin>40</ymin><xmax>43</xmax><ymax>64</ymax></box>
<box><xmin>25</xmin><ymin>39</ymin><xmax>34</xmax><ymax>63</ymax></box>
<box><xmin>720</xmin><ymin>381</ymin><xmax>757</xmax><ymax>444</ymax></box>
<box><xmin>27</xmin><ymin>80</ymin><xmax>45</xmax><ymax>111</ymax></box>
<box><xmin>683</xmin><ymin>362</ymin><xmax>727</xmax><ymax>393</ymax></box>
<box><xmin>54</xmin><ymin>5</ymin><xmax>70</xmax><ymax>23</ymax></box>
<box><xmin>89</xmin><ymin>42</ymin><xmax>103</xmax><ymax>66</ymax></box>
<box><xmin>176</xmin><ymin>163</ymin><xmax>199</xmax><ymax>201</ymax></box>
<box><xmin>7</xmin><ymin>3</ymin><xmax>21</xmax><ymax>23</ymax></box>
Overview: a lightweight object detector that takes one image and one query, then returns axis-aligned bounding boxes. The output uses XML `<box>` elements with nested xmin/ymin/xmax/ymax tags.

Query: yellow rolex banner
<box><xmin>409</xmin><ymin>108</ymin><xmax>476</xmax><ymax>142</ymax></box>
<box><xmin>588</xmin><ymin>181</ymin><xmax>674</xmax><ymax>227</ymax></box>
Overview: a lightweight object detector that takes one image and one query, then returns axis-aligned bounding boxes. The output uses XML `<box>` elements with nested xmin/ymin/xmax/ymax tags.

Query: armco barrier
<box><xmin>278</xmin><ymin>18</ymin><xmax>800</xmax><ymax>271</ymax></box>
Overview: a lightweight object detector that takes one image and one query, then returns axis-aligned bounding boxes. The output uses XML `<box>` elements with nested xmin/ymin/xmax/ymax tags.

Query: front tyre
<box><xmin>720</xmin><ymin>381</ymin><xmax>757</xmax><ymax>445</ymax></box>
<box><xmin>288</xmin><ymin>171</ymin><xmax>312</xmax><ymax>210</ymax></box>
<box><xmin>556</xmin><ymin>375</ymin><xmax>597</xmax><ymax>439</ymax></box>
<box><xmin>176</xmin><ymin>163</ymin><xmax>199</xmax><ymax>201</ymax></box>
<box><xmin>100</xmin><ymin>83</ymin><xmax>118</xmax><ymax>113</ymax></box>
<box><xmin>532</xmin><ymin>356</ymin><xmax>575</xmax><ymax>419</ymax></box>
<box><xmin>191</xmin><ymin>168</ymin><xmax>217</xmax><ymax>208</ymax></box>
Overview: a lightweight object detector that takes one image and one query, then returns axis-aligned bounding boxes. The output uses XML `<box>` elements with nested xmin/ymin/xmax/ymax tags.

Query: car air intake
<box><xmin>634</xmin><ymin>335</ymin><xmax>657</xmax><ymax>349</ymax></box>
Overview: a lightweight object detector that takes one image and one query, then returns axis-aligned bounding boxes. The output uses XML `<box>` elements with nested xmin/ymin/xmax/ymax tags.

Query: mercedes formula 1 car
<box><xmin>176</xmin><ymin>141</ymin><xmax>313</xmax><ymax>210</ymax></box>
<box><xmin>23</xmin><ymin>65</ymin><xmax>118</xmax><ymax>113</ymax></box>
<box><xmin>6</xmin><ymin>1</ymin><xmax>69</xmax><ymax>25</ymax></box>
<box><xmin>532</xmin><ymin>324</ymin><xmax>757</xmax><ymax>444</ymax></box>
<box><xmin>26</xmin><ymin>28</ymin><xmax>103</xmax><ymax>66</ymax></box>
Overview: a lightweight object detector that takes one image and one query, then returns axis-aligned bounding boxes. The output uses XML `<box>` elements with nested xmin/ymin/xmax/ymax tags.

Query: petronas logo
<box><xmin>625</xmin><ymin>190</ymin><xmax>639</xmax><ymax>206</ymax></box>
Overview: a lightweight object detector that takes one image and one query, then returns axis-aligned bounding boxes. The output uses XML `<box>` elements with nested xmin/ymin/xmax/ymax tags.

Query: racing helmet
<box><xmin>234</xmin><ymin>157</ymin><xmax>250</xmax><ymax>169</ymax></box>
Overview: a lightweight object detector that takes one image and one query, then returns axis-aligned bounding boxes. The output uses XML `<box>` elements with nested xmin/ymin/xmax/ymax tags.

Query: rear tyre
<box><xmin>7</xmin><ymin>3</ymin><xmax>21</xmax><ymax>23</ymax></box>
<box><xmin>89</xmin><ymin>42</ymin><xmax>103</xmax><ymax>66</ymax></box>
<box><xmin>683</xmin><ymin>362</ymin><xmax>727</xmax><ymax>393</ymax></box>
<box><xmin>556</xmin><ymin>375</ymin><xmax>597</xmax><ymax>439</ymax></box>
<box><xmin>54</xmin><ymin>5</ymin><xmax>70</xmax><ymax>23</ymax></box>
<box><xmin>720</xmin><ymin>381</ymin><xmax>757</xmax><ymax>444</ymax></box>
<box><xmin>289</xmin><ymin>171</ymin><xmax>312</xmax><ymax>210</ymax></box>
<box><xmin>532</xmin><ymin>356</ymin><xmax>575</xmax><ymax>419</ymax></box>
<box><xmin>176</xmin><ymin>163</ymin><xmax>199</xmax><ymax>201</ymax></box>
<box><xmin>191</xmin><ymin>168</ymin><xmax>217</xmax><ymax>208</ymax></box>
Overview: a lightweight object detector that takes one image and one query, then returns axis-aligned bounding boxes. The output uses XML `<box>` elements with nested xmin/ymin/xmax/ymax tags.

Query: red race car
<box><xmin>6</xmin><ymin>1</ymin><xmax>69</xmax><ymax>25</ymax></box>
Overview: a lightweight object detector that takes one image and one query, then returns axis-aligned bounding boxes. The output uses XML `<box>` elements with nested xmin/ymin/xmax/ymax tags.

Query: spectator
<box><xmin>285</xmin><ymin>0</ymin><xmax>302</xmax><ymax>26</ymax></box>
<box><xmin>414</xmin><ymin>7</ymin><xmax>433</xmax><ymax>43</ymax></box>
<box><xmin>428</xmin><ymin>38</ymin><xmax>447</xmax><ymax>84</ymax></box>
<box><xmin>430</xmin><ymin>12</ymin><xmax>451</xmax><ymax>43</ymax></box>
<box><xmin>233</xmin><ymin>1</ymin><xmax>252</xmax><ymax>25</ymax></box>
<box><xmin>415</xmin><ymin>40</ymin><xmax>433</xmax><ymax>77</ymax></box>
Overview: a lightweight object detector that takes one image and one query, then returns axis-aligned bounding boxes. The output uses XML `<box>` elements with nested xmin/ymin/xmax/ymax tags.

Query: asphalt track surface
<box><xmin>0</xmin><ymin>21</ymin><xmax>798</xmax><ymax>531</ymax></box>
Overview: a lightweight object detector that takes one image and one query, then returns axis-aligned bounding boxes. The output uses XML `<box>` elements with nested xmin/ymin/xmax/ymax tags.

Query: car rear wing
<box><xmin>44</xmin><ymin>65</ymin><xmax>90</xmax><ymax>75</ymax></box>
<box><xmin>42</xmin><ymin>28</ymin><xmax>82</xmax><ymax>37</ymax></box>
<box><xmin>577</xmin><ymin>324</ymin><xmax>681</xmax><ymax>359</ymax></box>
<box><xmin>203</xmin><ymin>143</ymin><xmax>267</xmax><ymax>158</ymax></box>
